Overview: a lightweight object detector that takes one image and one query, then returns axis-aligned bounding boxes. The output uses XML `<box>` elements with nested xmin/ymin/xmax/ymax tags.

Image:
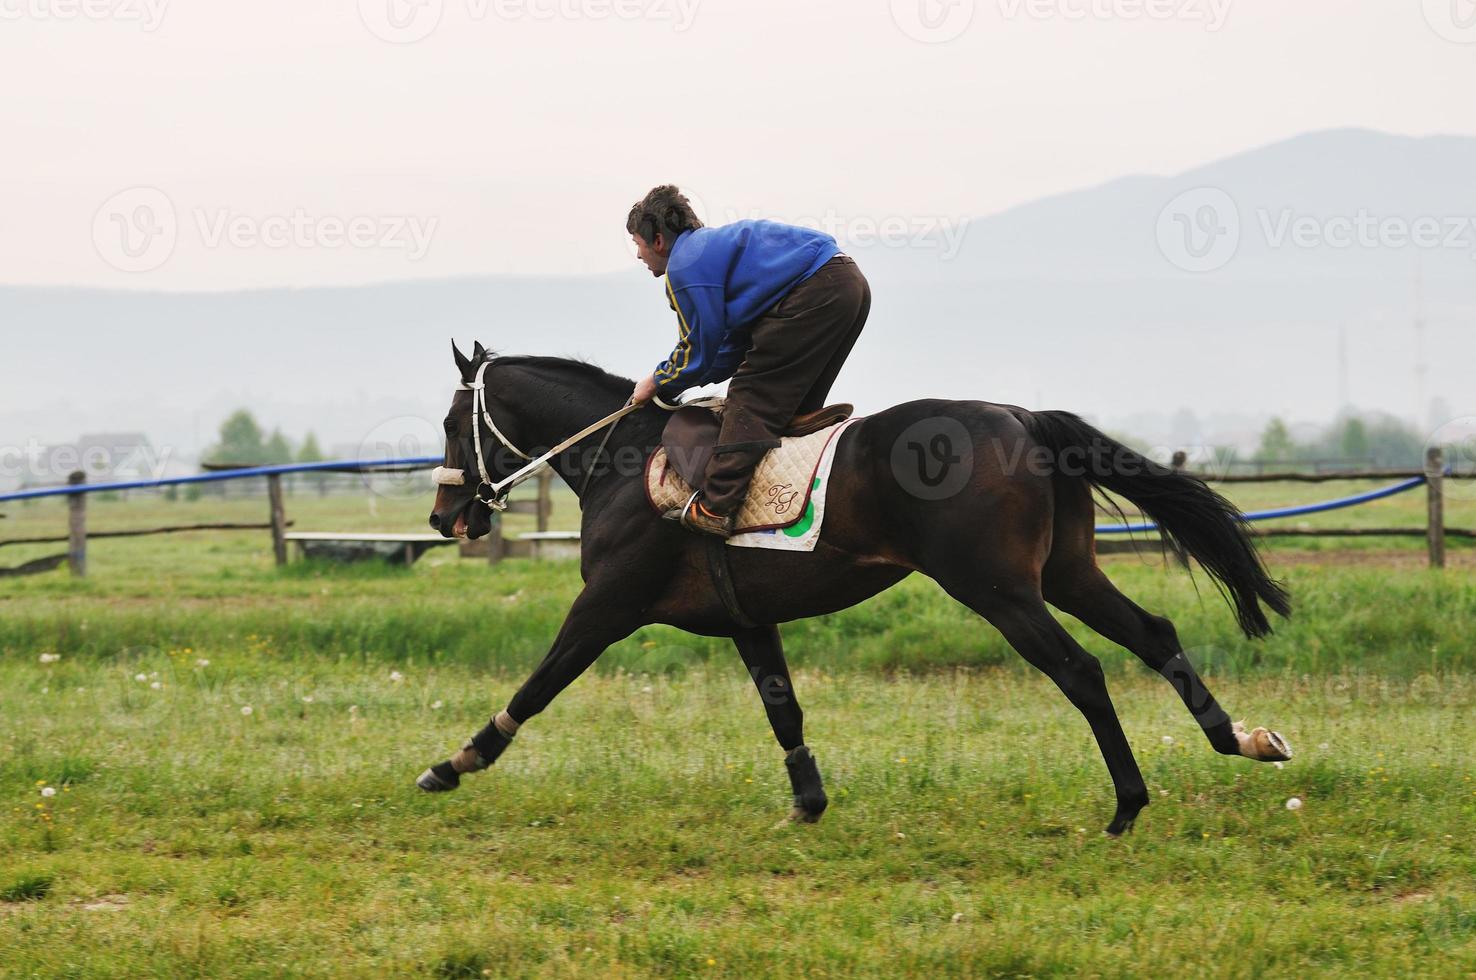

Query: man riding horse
<box><xmin>626</xmin><ymin>185</ymin><xmax>871</xmax><ymax>538</ymax></box>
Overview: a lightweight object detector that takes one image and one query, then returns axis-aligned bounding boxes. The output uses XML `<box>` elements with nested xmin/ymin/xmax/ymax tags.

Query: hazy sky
<box><xmin>5</xmin><ymin>0</ymin><xmax>1476</xmax><ymax>289</ymax></box>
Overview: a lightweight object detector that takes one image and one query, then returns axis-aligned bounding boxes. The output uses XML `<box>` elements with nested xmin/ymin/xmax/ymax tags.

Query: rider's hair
<box><xmin>626</xmin><ymin>185</ymin><xmax>703</xmax><ymax>245</ymax></box>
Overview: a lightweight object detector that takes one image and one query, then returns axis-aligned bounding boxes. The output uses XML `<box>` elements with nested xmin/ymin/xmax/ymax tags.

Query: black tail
<box><xmin>1021</xmin><ymin>409</ymin><xmax>1291</xmax><ymax>639</ymax></box>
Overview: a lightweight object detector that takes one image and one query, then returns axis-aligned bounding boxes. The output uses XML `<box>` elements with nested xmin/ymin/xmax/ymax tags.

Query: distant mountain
<box><xmin>4</xmin><ymin>128</ymin><xmax>1472</xmax><ymax>474</ymax></box>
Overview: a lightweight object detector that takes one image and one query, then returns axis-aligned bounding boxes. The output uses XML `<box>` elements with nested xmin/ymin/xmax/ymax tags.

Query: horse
<box><xmin>421</xmin><ymin>342</ymin><xmax>1292</xmax><ymax>837</ymax></box>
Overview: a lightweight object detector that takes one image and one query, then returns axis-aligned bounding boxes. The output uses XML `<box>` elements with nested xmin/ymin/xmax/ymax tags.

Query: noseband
<box><xmin>432</xmin><ymin>359</ymin><xmax>654</xmax><ymax>515</ymax></box>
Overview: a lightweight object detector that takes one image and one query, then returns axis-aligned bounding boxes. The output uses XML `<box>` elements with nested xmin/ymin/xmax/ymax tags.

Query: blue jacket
<box><xmin>653</xmin><ymin>220</ymin><xmax>839</xmax><ymax>397</ymax></box>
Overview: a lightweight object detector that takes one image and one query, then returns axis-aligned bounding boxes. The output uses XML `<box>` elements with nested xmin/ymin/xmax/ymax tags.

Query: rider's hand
<box><xmin>632</xmin><ymin>372</ymin><xmax>659</xmax><ymax>405</ymax></box>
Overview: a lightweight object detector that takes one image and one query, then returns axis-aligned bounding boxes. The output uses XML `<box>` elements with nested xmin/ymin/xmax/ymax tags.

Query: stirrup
<box><xmin>664</xmin><ymin>490</ymin><xmax>702</xmax><ymax>523</ymax></box>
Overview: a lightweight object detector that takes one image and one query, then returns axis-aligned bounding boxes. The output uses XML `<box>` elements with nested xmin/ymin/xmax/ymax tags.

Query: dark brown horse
<box><xmin>421</xmin><ymin>343</ymin><xmax>1292</xmax><ymax>836</ymax></box>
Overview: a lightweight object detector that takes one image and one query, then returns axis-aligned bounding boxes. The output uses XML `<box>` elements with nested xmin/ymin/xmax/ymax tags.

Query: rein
<box><xmin>432</xmin><ymin>359</ymin><xmax>664</xmax><ymax>512</ymax></box>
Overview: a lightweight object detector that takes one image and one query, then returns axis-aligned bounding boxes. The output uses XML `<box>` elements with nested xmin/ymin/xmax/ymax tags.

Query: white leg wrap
<box><xmin>494</xmin><ymin>710</ymin><xmax>521</xmax><ymax>737</ymax></box>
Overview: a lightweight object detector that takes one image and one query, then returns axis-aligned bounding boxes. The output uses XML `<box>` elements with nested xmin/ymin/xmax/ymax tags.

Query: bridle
<box><xmin>431</xmin><ymin>358</ymin><xmax>655</xmax><ymax>514</ymax></box>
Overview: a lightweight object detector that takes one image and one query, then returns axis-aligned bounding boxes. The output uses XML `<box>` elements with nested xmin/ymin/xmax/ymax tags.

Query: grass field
<box><xmin>2</xmin><ymin>488</ymin><xmax>1475</xmax><ymax>975</ymax></box>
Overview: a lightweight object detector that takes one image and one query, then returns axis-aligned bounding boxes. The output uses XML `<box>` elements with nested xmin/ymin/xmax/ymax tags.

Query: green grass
<box><xmin>3</xmin><ymin>658</ymin><xmax>1475</xmax><ymax>976</ymax></box>
<box><xmin>2</xmin><ymin>491</ymin><xmax>1475</xmax><ymax>975</ymax></box>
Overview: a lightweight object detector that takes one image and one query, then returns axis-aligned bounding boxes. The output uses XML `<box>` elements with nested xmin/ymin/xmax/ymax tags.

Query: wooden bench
<box><xmin>518</xmin><ymin>531</ymin><xmax>581</xmax><ymax>560</ymax></box>
<box><xmin>284</xmin><ymin>532</ymin><xmax>458</xmax><ymax>566</ymax></box>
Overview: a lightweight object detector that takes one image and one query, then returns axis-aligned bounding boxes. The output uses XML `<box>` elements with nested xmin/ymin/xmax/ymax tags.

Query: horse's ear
<box><xmin>452</xmin><ymin>340</ymin><xmax>472</xmax><ymax>381</ymax></box>
<box><xmin>472</xmin><ymin>341</ymin><xmax>488</xmax><ymax>364</ymax></box>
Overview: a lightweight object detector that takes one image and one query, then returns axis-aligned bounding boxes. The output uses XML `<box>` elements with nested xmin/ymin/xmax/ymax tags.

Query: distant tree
<box><xmin>298</xmin><ymin>431</ymin><xmax>328</xmax><ymax>496</ymax></box>
<box><xmin>298</xmin><ymin>432</ymin><xmax>324</xmax><ymax>464</ymax></box>
<box><xmin>1364</xmin><ymin>415</ymin><xmax>1424</xmax><ymax>468</ymax></box>
<box><xmin>1257</xmin><ymin>418</ymin><xmax>1296</xmax><ymax>462</ymax></box>
<box><xmin>206</xmin><ymin>410</ymin><xmax>267</xmax><ymax>466</ymax></box>
<box><xmin>1338</xmin><ymin>417</ymin><xmax>1370</xmax><ymax>460</ymax></box>
<box><xmin>264</xmin><ymin>428</ymin><xmax>294</xmax><ymax>465</ymax></box>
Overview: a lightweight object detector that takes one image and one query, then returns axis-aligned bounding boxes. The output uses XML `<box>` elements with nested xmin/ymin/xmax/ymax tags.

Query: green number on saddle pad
<box><xmin>784</xmin><ymin>478</ymin><xmax>822</xmax><ymax>537</ymax></box>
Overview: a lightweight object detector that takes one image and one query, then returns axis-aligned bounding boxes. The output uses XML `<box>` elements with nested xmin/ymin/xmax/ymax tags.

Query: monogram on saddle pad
<box><xmin>645</xmin><ymin>400</ymin><xmax>854</xmax><ymax>534</ymax></box>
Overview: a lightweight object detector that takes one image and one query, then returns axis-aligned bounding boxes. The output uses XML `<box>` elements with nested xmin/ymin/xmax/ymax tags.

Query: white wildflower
<box><xmin>1161</xmin><ymin>736</ymin><xmax>1174</xmax><ymax>746</ymax></box>
<box><xmin>39</xmin><ymin>653</ymin><xmax>61</xmax><ymax>664</ymax></box>
<box><xmin>431</xmin><ymin>700</ymin><xmax>443</xmax><ymax>710</ymax></box>
<box><xmin>240</xmin><ymin>705</ymin><xmax>254</xmax><ymax>716</ymax></box>
<box><xmin>1285</xmin><ymin>797</ymin><xmax>1302</xmax><ymax>811</ymax></box>
<box><xmin>134</xmin><ymin>673</ymin><xmax>147</xmax><ymax>682</ymax></box>
<box><xmin>40</xmin><ymin>786</ymin><xmax>56</xmax><ymax>798</ymax></box>
<box><xmin>195</xmin><ymin>658</ymin><xmax>210</xmax><ymax>667</ymax></box>
<box><xmin>389</xmin><ymin>671</ymin><xmax>404</xmax><ymax>683</ymax></box>
<box><xmin>150</xmin><ymin>681</ymin><xmax>162</xmax><ymax>690</ymax></box>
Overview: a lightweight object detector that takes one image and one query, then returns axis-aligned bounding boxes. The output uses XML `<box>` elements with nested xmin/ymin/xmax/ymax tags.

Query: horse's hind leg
<box><xmin>941</xmin><ymin>577</ymin><xmax>1151</xmax><ymax>836</ymax></box>
<box><xmin>732</xmin><ymin>625</ymin><xmax>827</xmax><ymax>823</ymax></box>
<box><xmin>1040</xmin><ymin>498</ymin><xmax>1291</xmax><ymax>762</ymax></box>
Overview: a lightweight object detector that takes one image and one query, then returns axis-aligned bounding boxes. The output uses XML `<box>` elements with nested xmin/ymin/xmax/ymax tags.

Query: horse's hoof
<box><xmin>1104</xmin><ymin>817</ymin><xmax>1135</xmax><ymax>839</ymax></box>
<box><xmin>789</xmin><ymin>805</ymin><xmax>825</xmax><ymax>824</ymax></box>
<box><xmin>1232</xmin><ymin>722</ymin><xmax>1292</xmax><ymax>762</ymax></box>
<box><xmin>416</xmin><ymin>762</ymin><xmax>460</xmax><ymax>792</ymax></box>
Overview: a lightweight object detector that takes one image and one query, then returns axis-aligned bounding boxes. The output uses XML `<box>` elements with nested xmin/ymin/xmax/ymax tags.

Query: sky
<box><xmin>4</xmin><ymin>0</ymin><xmax>1476</xmax><ymax>289</ymax></box>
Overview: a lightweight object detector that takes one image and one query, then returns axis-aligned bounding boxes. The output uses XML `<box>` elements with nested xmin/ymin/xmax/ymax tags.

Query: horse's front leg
<box><xmin>733</xmin><ymin>625</ymin><xmax>827</xmax><ymax>823</ymax></box>
<box><xmin>416</xmin><ymin>580</ymin><xmax>647</xmax><ymax>792</ymax></box>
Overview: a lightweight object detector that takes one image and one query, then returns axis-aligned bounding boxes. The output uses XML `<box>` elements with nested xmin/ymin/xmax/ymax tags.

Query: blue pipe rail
<box><xmin>1094</xmin><ymin>475</ymin><xmax>1429</xmax><ymax>534</ymax></box>
<box><xmin>2</xmin><ymin>457</ymin><xmax>1434</xmax><ymax>534</ymax></box>
<box><xmin>0</xmin><ymin>456</ymin><xmax>442</xmax><ymax>504</ymax></box>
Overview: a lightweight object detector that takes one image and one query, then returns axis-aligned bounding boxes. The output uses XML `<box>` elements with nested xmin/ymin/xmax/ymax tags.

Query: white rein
<box><xmin>431</xmin><ymin>359</ymin><xmax>673</xmax><ymax>510</ymax></box>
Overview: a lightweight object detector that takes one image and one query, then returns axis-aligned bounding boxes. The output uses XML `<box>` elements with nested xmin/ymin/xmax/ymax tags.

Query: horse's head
<box><xmin>428</xmin><ymin>341</ymin><xmax>532</xmax><ymax>540</ymax></box>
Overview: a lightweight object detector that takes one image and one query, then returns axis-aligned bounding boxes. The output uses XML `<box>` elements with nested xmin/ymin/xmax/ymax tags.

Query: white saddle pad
<box><xmin>644</xmin><ymin>416</ymin><xmax>861</xmax><ymax>552</ymax></box>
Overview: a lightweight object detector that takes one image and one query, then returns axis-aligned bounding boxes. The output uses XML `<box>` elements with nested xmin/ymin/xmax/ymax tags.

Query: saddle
<box><xmin>649</xmin><ymin>399</ymin><xmax>856</xmax><ymax>630</ymax></box>
<box><xmin>658</xmin><ymin>401</ymin><xmax>854</xmax><ymax>488</ymax></box>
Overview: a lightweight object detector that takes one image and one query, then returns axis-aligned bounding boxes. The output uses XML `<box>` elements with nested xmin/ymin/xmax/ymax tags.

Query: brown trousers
<box><xmin>703</xmin><ymin>255</ymin><xmax>871</xmax><ymax>514</ymax></box>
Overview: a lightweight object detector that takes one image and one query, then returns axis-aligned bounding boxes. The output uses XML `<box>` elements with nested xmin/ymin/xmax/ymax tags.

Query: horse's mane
<box><xmin>477</xmin><ymin>351</ymin><xmax>636</xmax><ymax>400</ymax></box>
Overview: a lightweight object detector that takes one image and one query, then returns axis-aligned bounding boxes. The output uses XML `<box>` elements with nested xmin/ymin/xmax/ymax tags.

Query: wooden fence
<box><xmin>4</xmin><ymin>448</ymin><xmax>1467</xmax><ymax>576</ymax></box>
<box><xmin>1096</xmin><ymin>447</ymin><xmax>1463</xmax><ymax>568</ymax></box>
<box><xmin>1</xmin><ymin>468</ymin><xmax>560</xmax><ymax>577</ymax></box>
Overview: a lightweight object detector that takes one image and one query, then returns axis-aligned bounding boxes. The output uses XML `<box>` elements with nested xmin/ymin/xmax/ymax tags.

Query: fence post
<box><xmin>1425</xmin><ymin>447</ymin><xmax>1445</xmax><ymax>569</ymax></box>
<box><xmin>67</xmin><ymin>470</ymin><xmax>87</xmax><ymax>578</ymax></box>
<box><xmin>537</xmin><ymin>470</ymin><xmax>552</xmax><ymax>533</ymax></box>
<box><xmin>1170</xmin><ymin>450</ymin><xmax>1187</xmax><ymax>472</ymax></box>
<box><xmin>267</xmin><ymin>474</ymin><xmax>288</xmax><ymax>567</ymax></box>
